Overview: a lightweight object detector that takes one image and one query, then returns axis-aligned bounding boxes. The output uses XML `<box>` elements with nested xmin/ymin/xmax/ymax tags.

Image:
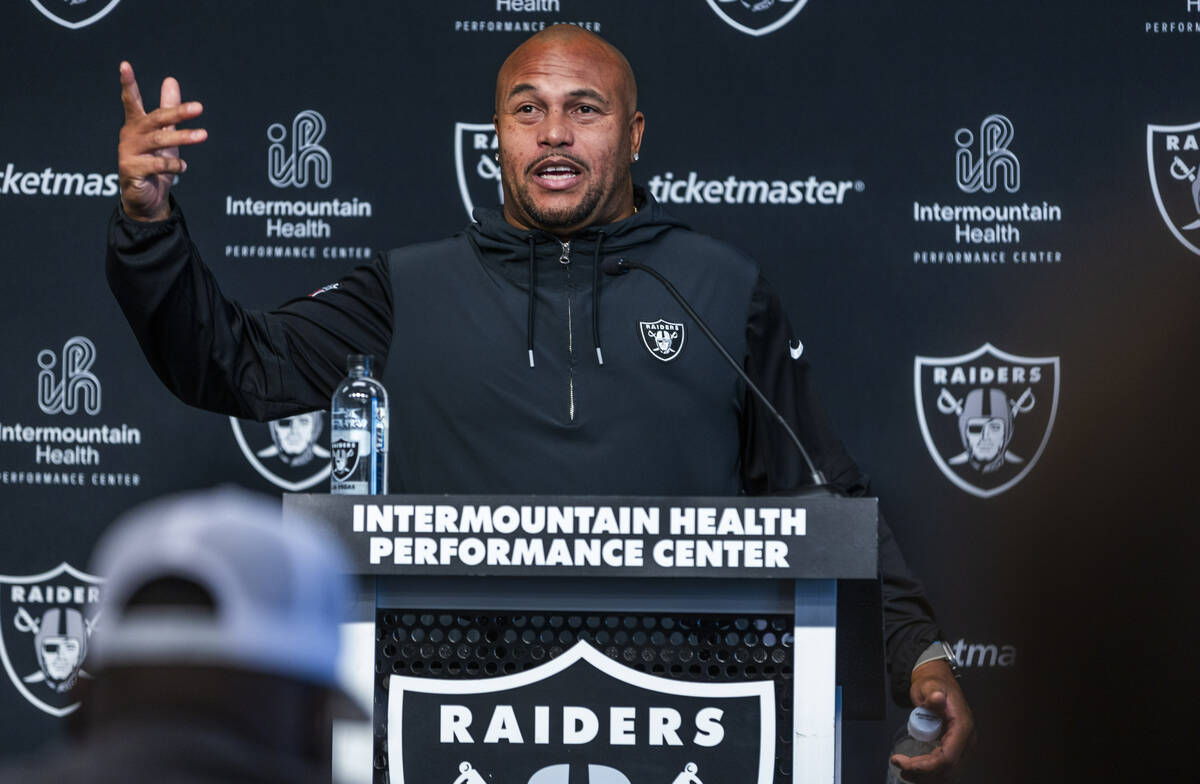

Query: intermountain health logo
<box><xmin>28</xmin><ymin>0</ymin><xmax>121</xmax><ymax>29</ymax></box>
<box><xmin>229</xmin><ymin>413</ymin><xmax>330</xmax><ymax>492</ymax></box>
<box><xmin>222</xmin><ymin>110</ymin><xmax>373</xmax><ymax>261</ymax></box>
<box><xmin>454</xmin><ymin>2</ymin><xmax>603</xmax><ymax>34</ymax></box>
<box><xmin>0</xmin><ymin>563</ymin><xmax>102</xmax><ymax>716</ymax></box>
<box><xmin>914</xmin><ymin>344</ymin><xmax>1060</xmax><ymax>498</ymax></box>
<box><xmin>706</xmin><ymin>0</ymin><xmax>808</xmax><ymax>37</ymax></box>
<box><xmin>913</xmin><ymin>114</ymin><xmax>1064</xmax><ymax>267</ymax></box>
<box><xmin>0</xmin><ymin>336</ymin><xmax>143</xmax><ymax>489</ymax></box>
<box><xmin>1144</xmin><ymin>0</ymin><xmax>1200</xmax><ymax>34</ymax></box>
<box><xmin>456</xmin><ymin>122</ymin><xmax>502</xmax><ymax>220</ymax></box>
<box><xmin>1147</xmin><ymin>120</ymin><xmax>1200</xmax><ymax>256</ymax></box>
<box><xmin>389</xmin><ymin>640</ymin><xmax>774</xmax><ymax>784</ymax></box>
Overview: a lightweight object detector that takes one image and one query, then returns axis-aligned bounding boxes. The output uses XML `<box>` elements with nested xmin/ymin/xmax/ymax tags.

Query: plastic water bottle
<box><xmin>886</xmin><ymin>706</ymin><xmax>943</xmax><ymax>784</ymax></box>
<box><xmin>330</xmin><ymin>354</ymin><xmax>388</xmax><ymax>495</ymax></box>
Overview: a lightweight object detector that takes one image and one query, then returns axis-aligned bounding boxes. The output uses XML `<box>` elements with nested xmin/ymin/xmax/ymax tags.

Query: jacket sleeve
<box><xmin>740</xmin><ymin>273</ymin><xmax>943</xmax><ymax>704</ymax></box>
<box><xmin>105</xmin><ymin>199</ymin><xmax>393</xmax><ymax>421</ymax></box>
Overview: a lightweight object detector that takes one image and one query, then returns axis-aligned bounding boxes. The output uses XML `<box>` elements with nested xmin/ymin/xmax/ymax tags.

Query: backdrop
<box><xmin>1</xmin><ymin>1</ymin><xmax>1197</xmax><ymax>782</ymax></box>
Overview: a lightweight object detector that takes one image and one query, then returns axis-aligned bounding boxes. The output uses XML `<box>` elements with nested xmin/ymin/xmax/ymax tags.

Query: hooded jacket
<box><xmin>106</xmin><ymin>190</ymin><xmax>942</xmax><ymax>702</ymax></box>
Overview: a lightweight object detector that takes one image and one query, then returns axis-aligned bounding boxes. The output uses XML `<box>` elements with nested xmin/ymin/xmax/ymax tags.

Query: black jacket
<box><xmin>106</xmin><ymin>190</ymin><xmax>941</xmax><ymax>702</ymax></box>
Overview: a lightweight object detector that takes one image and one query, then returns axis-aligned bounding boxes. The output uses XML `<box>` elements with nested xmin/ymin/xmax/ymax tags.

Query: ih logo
<box><xmin>229</xmin><ymin>413</ymin><xmax>331</xmax><ymax>492</ymax></box>
<box><xmin>1147</xmin><ymin>120</ymin><xmax>1200</xmax><ymax>256</ymax></box>
<box><xmin>455</xmin><ymin>122</ymin><xmax>503</xmax><ymax>220</ymax></box>
<box><xmin>389</xmin><ymin>641</ymin><xmax>774</xmax><ymax>784</ymax></box>
<box><xmin>955</xmin><ymin>114</ymin><xmax>1020</xmax><ymax>194</ymax></box>
<box><xmin>640</xmin><ymin>320</ymin><xmax>686</xmax><ymax>362</ymax></box>
<box><xmin>37</xmin><ymin>336</ymin><xmax>101</xmax><ymax>416</ymax></box>
<box><xmin>0</xmin><ymin>563</ymin><xmax>102</xmax><ymax>716</ymax></box>
<box><xmin>268</xmin><ymin>110</ymin><xmax>332</xmax><ymax>189</ymax></box>
<box><xmin>915</xmin><ymin>344</ymin><xmax>1060</xmax><ymax>498</ymax></box>
<box><xmin>28</xmin><ymin>0</ymin><xmax>121</xmax><ymax>29</ymax></box>
<box><xmin>706</xmin><ymin>0</ymin><xmax>807</xmax><ymax>37</ymax></box>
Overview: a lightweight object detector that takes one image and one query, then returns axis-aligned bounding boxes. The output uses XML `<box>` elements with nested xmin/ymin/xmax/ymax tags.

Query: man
<box><xmin>0</xmin><ymin>488</ymin><xmax>361</xmax><ymax>784</ymax></box>
<box><xmin>264</xmin><ymin>412</ymin><xmax>324</xmax><ymax>467</ymax></box>
<box><xmin>108</xmin><ymin>25</ymin><xmax>972</xmax><ymax>778</ymax></box>
<box><xmin>33</xmin><ymin>608</ymin><xmax>88</xmax><ymax>694</ymax></box>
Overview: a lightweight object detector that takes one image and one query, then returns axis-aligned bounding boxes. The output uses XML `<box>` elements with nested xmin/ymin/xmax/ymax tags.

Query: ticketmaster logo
<box><xmin>0</xmin><ymin>165</ymin><xmax>118</xmax><ymax>197</ymax></box>
<box><xmin>647</xmin><ymin>171</ymin><xmax>863</xmax><ymax>206</ymax></box>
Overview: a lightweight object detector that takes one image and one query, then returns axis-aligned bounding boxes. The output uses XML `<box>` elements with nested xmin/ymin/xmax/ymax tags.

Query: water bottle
<box><xmin>329</xmin><ymin>354</ymin><xmax>388</xmax><ymax>495</ymax></box>
<box><xmin>886</xmin><ymin>706</ymin><xmax>943</xmax><ymax>784</ymax></box>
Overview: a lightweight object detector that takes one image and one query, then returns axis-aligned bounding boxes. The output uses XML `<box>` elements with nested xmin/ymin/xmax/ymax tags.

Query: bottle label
<box><xmin>330</xmin><ymin>437</ymin><xmax>361</xmax><ymax>483</ymax></box>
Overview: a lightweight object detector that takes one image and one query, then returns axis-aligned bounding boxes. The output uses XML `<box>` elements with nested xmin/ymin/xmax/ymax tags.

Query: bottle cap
<box><xmin>907</xmin><ymin>706</ymin><xmax>943</xmax><ymax>743</ymax></box>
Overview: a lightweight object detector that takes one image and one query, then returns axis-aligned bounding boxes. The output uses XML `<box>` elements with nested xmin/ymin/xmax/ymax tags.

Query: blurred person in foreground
<box><xmin>0</xmin><ymin>488</ymin><xmax>362</xmax><ymax>784</ymax></box>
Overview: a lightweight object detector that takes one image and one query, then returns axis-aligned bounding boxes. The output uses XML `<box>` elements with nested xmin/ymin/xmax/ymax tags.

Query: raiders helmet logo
<box><xmin>914</xmin><ymin>344</ymin><xmax>1060</xmax><ymax>498</ymax></box>
<box><xmin>331</xmin><ymin>438</ymin><xmax>361</xmax><ymax>482</ymax></box>
<box><xmin>230</xmin><ymin>413</ymin><xmax>331</xmax><ymax>492</ymax></box>
<box><xmin>639</xmin><ymin>320</ymin><xmax>686</xmax><ymax>362</ymax></box>
<box><xmin>706</xmin><ymin>0</ymin><xmax>807</xmax><ymax>37</ymax></box>
<box><xmin>28</xmin><ymin>0</ymin><xmax>122</xmax><ymax>30</ymax></box>
<box><xmin>455</xmin><ymin>122</ymin><xmax>503</xmax><ymax>221</ymax></box>
<box><xmin>0</xmin><ymin>563</ymin><xmax>102</xmax><ymax>716</ymax></box>
<box><xmin>389</xmin><ymin>640</ymin><xmax>774</xmax><ymax>784</ymax></box>
<box><xmin>1147</xmin><ymin>120</ymin><xmax>1200</xmax><ymax>256</ymax></box>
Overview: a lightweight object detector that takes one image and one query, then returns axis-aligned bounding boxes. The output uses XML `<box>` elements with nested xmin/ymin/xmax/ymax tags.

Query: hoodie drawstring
<box><xmin>526</xmin><ymin>236</ymin><xmax>536</xmax><ymax>368</ymax></box>
<box><xmin>591</xmin><ymin>236</ymin><xmax>605</xmax><ymax>366</ymax></box>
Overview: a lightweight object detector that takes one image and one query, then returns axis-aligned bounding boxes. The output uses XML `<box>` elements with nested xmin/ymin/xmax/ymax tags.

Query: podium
<box><xmin>285</xmin><ymin>493</ymin><xmax>878</xmax><ymax>784</ymax></box>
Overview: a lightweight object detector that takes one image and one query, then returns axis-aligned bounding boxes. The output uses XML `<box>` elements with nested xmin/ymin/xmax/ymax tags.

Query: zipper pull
<box><xmin>559</xmin><ymin>241</ymin><xmax>571</xmax><ymax>265</ymax></box>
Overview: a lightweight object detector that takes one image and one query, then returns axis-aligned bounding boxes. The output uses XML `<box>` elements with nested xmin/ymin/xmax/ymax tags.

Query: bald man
<box><xmin>108</xmin><ymin>25</ymin><xmax>972</xmax><ymax>779</ymax></box>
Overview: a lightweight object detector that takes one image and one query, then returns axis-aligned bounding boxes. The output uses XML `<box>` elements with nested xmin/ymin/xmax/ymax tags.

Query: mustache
<box><xmin>524</xmin><ymin>153</ymin><xmax>590</xmax><ymax>176</ymax></box>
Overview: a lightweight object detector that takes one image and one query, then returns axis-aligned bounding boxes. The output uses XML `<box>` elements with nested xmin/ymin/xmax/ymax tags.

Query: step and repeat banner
<box><xmin>1</xmin><ymin>2</ymin><xmax>1197</xmax><ymax>782</ymax></box>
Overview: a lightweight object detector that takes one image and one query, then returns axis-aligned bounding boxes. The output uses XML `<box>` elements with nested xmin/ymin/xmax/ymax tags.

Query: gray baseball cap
<box><xmin>89</xmin><ymin>486</ymin><xmax>365</xmax><ymax>718</ymax></box>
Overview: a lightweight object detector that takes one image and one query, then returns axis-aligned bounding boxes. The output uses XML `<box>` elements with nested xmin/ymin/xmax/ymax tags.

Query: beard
<box><xmin>512</xmin><ymin>175</ymin><xmax>607</xmax><ymax>231</ymax></box>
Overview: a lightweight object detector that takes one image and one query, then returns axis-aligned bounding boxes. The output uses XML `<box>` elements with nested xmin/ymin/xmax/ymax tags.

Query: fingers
<box><xmin>891</xmin><ymin>746</ymin><xmax>950</xmax><ymax>774</ymax></box>
<box><xmin>159</xmin><ymin>76</ymin><xmax>181</xmax><ymax>111</ymax></box>
<box><xmin>118</xmin><ymin>61</ymin><xmax>145</xmax><ymax>121</ymax></box>
<box><xmin>123</xmin><ymin>127</ymin><xmax>208</xmax><ymax>156</ymax></box>
<box><xmin>122</xmin><ymin>154</ymin><xmax>189</xmax><ymax>178</ymax></box>
<box><xmin>145</xmin><ymin>101</ymin><xmax>204</xmax><ymax>130</ymax></box>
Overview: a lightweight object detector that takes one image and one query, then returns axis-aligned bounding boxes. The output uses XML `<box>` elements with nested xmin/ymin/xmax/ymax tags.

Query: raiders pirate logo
<box><xmin>914</xmin><ymin>344</ymin><xmax>1060</xmax><ymax>498</ymax></box>
<box><xmin>28</xmin><ymin>0</ymin><xmax>122</xmax><ymax>29</ymax></box>
<box><xmin>640</xmin><ymin>320</ymin><xmax>686</xmax><ymax>362</ymax></box>
<box><xmin>455</xmin><ymin>121</ymin><xmax>503</xmax><ymax>221</ymax></box>
<box><xmin>331</xmin><ymin>438</ymin><xmax>360</xmax><ymax>482</ymax></box>
<box><xmin>389</xmin><ymin>640</ymin><xmax>774</xmax><ymax>784</ymax></box>
<box><xmin>0</xmin><ymin>563</ymin><xmax>102</xmax><ymax>716</ymax></box>
<box><xmin>706</xmin><ymin>0</ymin><xmax>808</xmax><ymax>37</ymax></box>
<box><xmin>1147</xmin><ymin>120</ymin><xmax>1200</xmax><ymax>256</ymax></box>
<box><xmin>230</xmin><ymin>413</ymin><xmax>331</xmax><ymax>492</ymax></box>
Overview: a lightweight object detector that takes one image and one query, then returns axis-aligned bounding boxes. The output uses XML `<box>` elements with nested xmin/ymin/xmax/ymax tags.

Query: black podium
<box><xmin>285</xmin><ymin>493</ymin><xmax>877</xmax><ymax>784</ymax></box>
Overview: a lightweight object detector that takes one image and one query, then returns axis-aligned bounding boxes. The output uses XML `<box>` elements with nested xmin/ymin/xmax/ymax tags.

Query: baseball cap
<box><xmin>89</xmin><ymin>486</ymin><xmax>365</xmax><ymax>718</ymax></box>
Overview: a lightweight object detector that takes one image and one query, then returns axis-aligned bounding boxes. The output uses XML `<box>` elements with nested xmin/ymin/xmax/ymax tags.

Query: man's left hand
<box><xmin>890</xmin><ymin>659</ymin><xmax>975</xmax><ymax>781</ymax></box>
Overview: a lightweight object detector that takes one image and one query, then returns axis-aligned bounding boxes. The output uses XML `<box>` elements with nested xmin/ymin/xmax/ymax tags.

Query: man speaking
<box><xmin>108</xmin><ymin>25</ymin><xmax>972</xmax><ymax>779</ymax></box>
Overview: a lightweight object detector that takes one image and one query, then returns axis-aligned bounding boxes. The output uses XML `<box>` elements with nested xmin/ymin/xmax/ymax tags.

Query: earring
<box><xmin>633</xmin><ymin>152</ymin><xmax>640</xmax><ymax>162</ymax></box>
<box><xmin>494</xmin><ymin>152</ymin><xmax>500</xmax><ymax>163</ymax></box>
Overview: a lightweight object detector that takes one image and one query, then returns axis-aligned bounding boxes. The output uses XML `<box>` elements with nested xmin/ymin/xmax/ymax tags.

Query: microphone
<box><xmin>602</xmin><ymin>257</ymin><xmax>830</xmax><ymax>490</ymax></box>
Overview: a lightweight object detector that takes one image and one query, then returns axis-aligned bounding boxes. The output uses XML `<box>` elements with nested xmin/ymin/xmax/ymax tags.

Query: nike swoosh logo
<box><xmin>789</xmin><ymin>340</ymin><xmax>804</xmax><ymax>360</ymax></box>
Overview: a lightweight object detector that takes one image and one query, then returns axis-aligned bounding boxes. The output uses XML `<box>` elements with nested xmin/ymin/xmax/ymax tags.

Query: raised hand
<box><xmin>117</xmin><ymin>62</ymin><xmax>207</xmax><ymax>222</ymax></box>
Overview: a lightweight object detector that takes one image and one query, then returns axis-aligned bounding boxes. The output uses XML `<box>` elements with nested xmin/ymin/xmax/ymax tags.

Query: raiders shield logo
<box><xmin>230</xmin><ymin>413</ymin><xmax>330</xmax><ymax>492</ymax></box>
<box><xmin>0</xmin><ymin>563</ymin><xmax>102</xmax><ymax>716</ymax></box>
<box><xmin>331</xmin><ymin>438</ymin><xmax>360</xmax><ymax>482</ymax></box>
<box><xmin>706</xmin><ymin>0</ymin><xmax>808</xmax><ymax>37</ymax></box>
<box><xmin>640</xmin><ymin>320</ymin><xmax>686</xmax><ymax>362</ymax></box>
<box><xmin>914</xmin><ymin>344</ymin><xmax>1060</xmax><ymax>498</ymax></box>
<box><xmin>388</xmin><ymin>641</ymin><xmax>774</xmax><ymax>784</ymax></box>
<box><xmin>28</xmin><ymin>0</ymin><xmax>121</xmax><ymax>29</ymax></box>
<box><xmin>1147</xmin><ymin>120</ymin><xmax>1200</xmax><ymax>256</ymax></box>
<box><xmin>455</xmin><ymin>122</ymin><xmax>503</xmax><ymax>221</ymax></box>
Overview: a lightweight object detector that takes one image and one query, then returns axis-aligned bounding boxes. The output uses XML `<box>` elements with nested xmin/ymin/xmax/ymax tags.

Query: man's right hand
<box><xmin>117</xmin><ymin>62</ymin><xmax>207</xmax><ymax>222</ymax></box>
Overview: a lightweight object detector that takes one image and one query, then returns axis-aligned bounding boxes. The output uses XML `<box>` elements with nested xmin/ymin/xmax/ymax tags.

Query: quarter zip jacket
<box><xmin>106</xmin><ymin>190</ymin><xmax>944</xmax><ymax>703</ymax></box>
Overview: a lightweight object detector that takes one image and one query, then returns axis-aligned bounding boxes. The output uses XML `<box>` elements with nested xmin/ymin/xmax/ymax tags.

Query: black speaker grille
<box><xmin>373</xmin><ymin>609</ymin><xmax>795</xmax><ymax>782</ymax></box>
